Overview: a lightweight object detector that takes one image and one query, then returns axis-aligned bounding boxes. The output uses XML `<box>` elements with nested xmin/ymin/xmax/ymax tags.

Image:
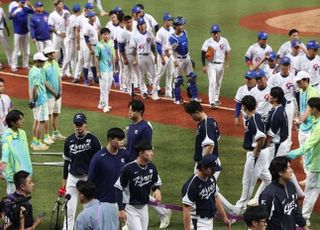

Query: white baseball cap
<box><xmin>43</xmin><ymin>47</ymin><xmax>57</xmax><ymax>55</ymax></box>
<box><xmin>33</xmin><ymin>52</ymin><xmax>48</xmax><ymax>61</ymax></box>
<box><xmin>294</xmin><ymin>70</ymin><xmax>310</xmax><ymax>82</ymax></box>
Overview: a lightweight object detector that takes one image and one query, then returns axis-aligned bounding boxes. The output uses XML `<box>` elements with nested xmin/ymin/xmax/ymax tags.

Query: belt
<box><xmin>138</xmin><ymin>53</ymin><xmax>149</xmax><ymax>56</ymax></box>
<box><xmin>0</xmin><ymin>28</ymin><xmax>3</xmax><ymax>30</ymax></box>
<box><xmin>211</xmin><ymin>61</ymin><xmax>223</xmax><ymax>64</ymax></box>
<box><xmin>312</xmin><ymin>83</ymin><xmax>319</xmax><ymax>87</ymax></box>
<box><xmin>176</xmin><ymin>55</ymin><xmax>187</xmax><ymax>59</ymax></box>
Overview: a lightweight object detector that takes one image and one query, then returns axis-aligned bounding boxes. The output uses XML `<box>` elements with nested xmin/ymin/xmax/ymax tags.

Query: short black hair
<box><xmin>5</xmin><ymin>110</ymin><xmax>24</xmax><ymax>128</ymax></box>
<box><xmin>136</xmin><ymin>3</ymin><xmax>144</xmax><ymax>9</ymax></box>
<box><xmin>243</xmin><ymin>205</ymin><xmax>268</xmax><ymax>227</ymax></box>
<box><xmin>135</xmin><ymin>140</ymin><xmax>153</xmax><ymax>156</ymax></box>
<box><xmin>269</xmin><ymin>156</ymin><xmax>291</xmax><ymax>182</ymax></box>
<box><xmin>270</xmin><ymin>86</ymin><xmax>284</xmax><ymax>104</ymax></box>
<box><xmin>129</xmin><ymin>99</ymin><xmax>145</xmax><ymax>115</ymax></box>
<box><xmin>100</xmin><ymin>27</ymin><xmax>110</xmax><ymax>35</ymax></box>
<box><xmin>109</xmin><ymin>10</ymin><xmax>116</xmax><ymax>16</ymax></box>
<box><xmin>184</xmin><ymin>101</ymin><xmax>203</xmax><ymax>114</ymax></box>
<box><xmin>107</xmin><ymin>127</ymin><xmax>125</xmax><ymax>140</ymax></box>
<box><xmin>124</xmin><ymin>15</ymin><xmax>132</xmax><ymax>21</ymax></box>
<box><xmin>76</xmin><ymin>180</ymin><xmax>96</xmax><ymax>200</ymax></box>
<box><xmin>0</xmin><ymin>78</ymin><xmax>4</xmax><ymax>83</ymax></box>
<box><xmin>14</xmin><ymin>170</ymin><xmax>30</xmax><ymax>189</ymax></box>
<box><xmin>242</xmin><ymin>95</ymin><xmax>256</xmax><ymax>112</ymax></box>
<box><xmin>54</xmin><ymin>0</ymin><xmax>63</xmax><ymax>6</ymax></box>
<box><xmin>288</xmin><ymin>28</ymin><xmax>299</xmax><ymax>36</ymax></box>
<box><xmin>117</xmin><ymin>12</ymin><xmax>124</xmax><ymax>22</ymax></box>
<box><xmin>308</xmin><ymin>97</ymin><xmax>320</xmax><ymax>111</ymax></box>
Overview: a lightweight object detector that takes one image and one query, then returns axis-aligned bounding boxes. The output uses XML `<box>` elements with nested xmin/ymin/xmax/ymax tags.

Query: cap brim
<box><xmin>212</xmin><ymin>165</ymin><xmax>222</xmax><ymax>172</ymax></box>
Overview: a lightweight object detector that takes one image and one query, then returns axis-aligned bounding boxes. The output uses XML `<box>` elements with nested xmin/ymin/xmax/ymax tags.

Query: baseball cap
<box><xmin>258</xmin><ymin>31</ymin><xmax>268</xmax><ymax>40</ymax></box>
<box><xmin>34</xmin><ymin>2</ymin><xmax>43</xmax><ymax>7</ymax></box>
<box><xmin>294</xmin><ymin>70</ymin><xmax>310</xmax><ymax>82</ymax></box>
<box><xmin>255</xmin><ymin>69</ymin><xmax>266</xmax><ymax>78</ymax></box>
<box><xmin>113</xmin><ymin>6</ymin><xmax>122</xmax><ymax>13</ymax></box>
<box><xmin>306</xmin><ymin>40</ymin><xmax>319</xmax><ymax>49</ymax></box>
<box><xmin>137</xmin><ymin>17</ymin><xmax>145</xmax><ymax>25</ymax></box>
<box><xmin>72</xmin><ymin>4</ymin><xmax>81</xmax><ymax>13</ymax></box>
<box><xmin>173</xmin><ymin>16</ymin><xmax>186</xmax><ymax>26</ymax></box>
<box><xmin>73</xmin><ymin>113</ymin><xmax>87</xmax><ymax>125</ymax></box>
<box><xmin>280</xmin><ymin>56</ymin><xmax>291</xmax><ymax>65</ymax></box>
<box><xmin>211</xmin><ymin>24</ymin><xmax>221</xmax><ymax>33</ymax></box>
<box><xmin>43</xmin><ymin>47</ymin><xmax>57</xmax><ymax>55</ymax></box>
<box><xmin>86</xmin><ymin>11</ymin><xmax>96</xmax><ymax>18</ymax></box>
<box><xmin>244</xmin><ymin>70</ymin><xmax>256</xmax><ymax>79</ymax></box>
<box><xmin>84</xmin><ymin>2</ymin><xmax>94</xmax><ymax>9</ymax></box>
<box><xmin>132</xmin><ymin>6</ymin><xmax>141</xmax><ymax>14</ymax></box>
<box><xmin>163</xmin><ymin>13</ymin><xmax>173</xmax><ymax>21</ymax></box>
<box><xmin>268</xmin><ymin>51</ymin><xmax>277</xmax><ymax>61</ymax></box>
<box><xmin>291</xmin><ymin>39</ymin><xmax>301</xmax><ymax>48</ymax></box>
<box><xmin>33</xmin><ymin>52</ymin><xmax>48</xmax><ymax>61</ymax></box>
<box><xmin>198</xmin><ymin>154</ymin><xmax>222</xmax><ymax>172</ymax></box>
<box><xmin>20</xmin><ymin>0</ymin><xmax>26</xmax><ymax>3</ymax></box>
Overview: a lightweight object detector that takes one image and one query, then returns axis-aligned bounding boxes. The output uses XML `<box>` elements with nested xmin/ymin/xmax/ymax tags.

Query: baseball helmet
<box><xmin>173</xmin><ymin>16</ymin><xmax>186</xmax><ymax>26</ymax></box>
<box><xmin>306</xmin><ymin>40</ymin><xmax>319</xmax><ymax>49</ymax></box>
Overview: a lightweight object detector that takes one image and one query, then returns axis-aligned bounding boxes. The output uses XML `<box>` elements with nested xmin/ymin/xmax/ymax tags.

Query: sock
<box><xmin>91</xmin><ymin>66</ymin><xmax>98</xmax><ymax>81</ymax></box>
<box><xmin>83</xmin><ymin>68</ymin><xmax>89</xmax><ymax>82</ymax></box>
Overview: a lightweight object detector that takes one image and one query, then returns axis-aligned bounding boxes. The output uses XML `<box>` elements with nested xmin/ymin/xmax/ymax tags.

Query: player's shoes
<box><xmin>52</xmin><ymin>131</ymin><xmax>66</xmax><ymax>141</ymax></box>
<box><xmin>174</xmin><ymin>100</ymin><xmax>183</xmax><ymax>105</ymax></box>
<box><xmin>141</xmin><ymin>93</ymin><xmax>148</xmax><ymax>99</ymax></box>
<box><xmin>103</xmin><ymin>106</ymin><xmax>110</xmax><ymax>113</ymax></box>
<box><xmin>32</xmin><ymin>142</ymin><xmax>49</xmax><ymax>151</ymax></box>
<box><xmin>71</xmin><ymin>79</ymin><xmax>80</xmax><ymax>83</ymax></box>
<box><xmin>97</xmin><ymin>104</ymin><xmax>103</xmax><ymax>109</ymax></box>
<box><xmin>151</xmin><ymin>92</ymin><xmax>160</xmax><ymax>101</ymax></box>
<box><xmin>210</xmin><ymin>103</ymin><xmax>216</xmax><ymax>109</ymax></box>
<box><xmin>191</xmin><ymin>98</ymin><xmax>202</xmax><ymax>103</ymax></box>
<box><xmin>43</xmin><ymin>137</ymin><xmax>55</xmax><ymax>145</ymax></box>
<box><xmin>159</xmin><ymin>209</ymin><xmax>172</xmax><ymax>229</ymax></box>
<box><xmin>11</xmin><ymin>67</ymin><xmax>18</xmax><ymax>72</ymax></box>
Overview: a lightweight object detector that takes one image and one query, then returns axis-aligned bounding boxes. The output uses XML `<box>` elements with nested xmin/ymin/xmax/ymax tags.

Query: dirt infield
<box><xmin>239</xmin><ymin>7</ymin><xmax>320</xmax><ymax>36</ymax></box>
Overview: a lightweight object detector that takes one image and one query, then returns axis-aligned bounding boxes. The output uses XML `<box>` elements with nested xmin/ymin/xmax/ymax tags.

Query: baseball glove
<box><xmin>205</xmin><ymin>46</ymin><xmax>215</xmax><ymax>61</ymax></box>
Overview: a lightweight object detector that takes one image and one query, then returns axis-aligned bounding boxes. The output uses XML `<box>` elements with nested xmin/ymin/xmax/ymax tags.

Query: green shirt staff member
<box><xmin>287</xmin><ymin>97</ymin><xmax>320</xmax><ymax>228</ymax></box>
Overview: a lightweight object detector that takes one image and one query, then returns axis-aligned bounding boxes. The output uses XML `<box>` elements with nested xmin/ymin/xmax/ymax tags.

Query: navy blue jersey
<box><xmin>126</xmin><ymin>120</ymin><xmax>153</xmax><ymax>161</ymax></box>
<box><xmin>168</xmin><ymin>30</ymin><xmax>189</xmax><ymax>56</ymax></box>
<box><xmin>194</xmin><ymin>117</ymin><xmax>220</xmax><ymax>162</ymax></box>
<box><xmin>63</xmin><ymin>132</ymin><xmax>101</xmax><ymax>179</ymax></box>
<box><xmin>88</xmin><ymin>148</ymin><xmax>130</xmax><ymax>203</ymax></box>
<box><xmin>182</xmin><ymin>174</ymin><xmax>218</xmax><ymax>218</ymax></box>
<box><xmin>266</xmin><ymin>105</ymin><xmax>288</xmax><ymax>144</ymax></box>
<box><xmin>114</xmin><ymin>161</ymin><xmax>161</xmax><ymax>205</ymax></box>
<box><xmin>243</xmin><ymin>113</ymin><xmax>267</xmax><ymax>151</ymax></box>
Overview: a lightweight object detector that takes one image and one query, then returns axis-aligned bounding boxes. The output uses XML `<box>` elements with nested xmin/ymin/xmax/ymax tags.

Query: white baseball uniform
<box><xmin>0</xmin><ymin>94</ymin><xmax>12</xmax><ymax>135</ymax></box>
<box><xmin>245</xmin><ymin>43</ymin><xmax>272</xmax><ymax>69</ymax></box>
<box><xmin>8</xmin><ymin>1</ymin><xmax>19</xmax><ymax>14</ymax></box>
<box><xmin>82</xmin><ymin>20</ymin><xmax>99</xmax><ymax>69</ymax></box>
<box><xmin>296</xmin><ymin>54</ymin><xmax>320</xmax><ymax>91</ymax></box>
<box><xmin>201</xmin><ymin>36</ymin><xmax>231</xmax><ymax>104</ymax></box>
<box><xmin>0</xmin><ymin>8</ymin><xmax>12</xmax><ymax>67</ymax></box>
<box><xmin>262</xmin><ymin>64</ymin><xmax>279</xmax><ymax>79</ymax></box>
<box><xmin>277</xmin><ymin>41</ymin><xmax>306</xmax><ymax>58</ymax></box>
<box><xmin>286</xmin><ymin>52</ymin><xmax>304</xmax><ymax>75</ymax></box>
<box><xmin>251</xmin><ymin>85</ymin><xmax>272</xmax><ymax>120</ymax></box>
<box><xmin>143</xmin><ymin>13</ymin><xmax>158</xmax><ymax>33</ymax></box>
<box><xmin>234</xmin><ymin>85</ymin><xmax>256</xmax><ymax>104</ymax></box>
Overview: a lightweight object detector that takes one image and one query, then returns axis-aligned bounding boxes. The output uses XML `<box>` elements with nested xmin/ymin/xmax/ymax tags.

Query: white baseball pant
<box><xmin>99</xmin><ymin>72</ymin><xmax>113</xmax><ymax>107</ymax></box>
<box><xmin>283</xmin><ymin>100</ymin><xmax>295</xmax><ymax>150</ymax></box>
<box><xmin>74</xmin><ymin>41</ymin><xmax>85</xmax><ymax>79</ymax></box>
<box><xmin>126</xmin><ymin>204</ymin><xmax>149</xmax><ymax>230</ymax></box>
<box><xmin>52</xmin><ymin>34</ymin><xmax>65</xmax><ymax>62</ymax></box>
<box><xmin>35</xmin><ymin>39</ymin><xmax>52</xmax><ymax>53</ymax></box>
<box><xmin>122</xmin><ymin>55</ymin><xmax>136</xmax><ymax>93</ymax></box>
<box><xmin>153</xmin><ymin>56</ymin><xmax>174</xmax><ymax>97</ymax></box>
<box><xmin>234</xmin><ymin>149</ymin><xmax>271</xmax><ymax>213</ymax></box>
<box><xmin>174</xmin><ymin>55</ymin><xmax>193</xmax><ymax>77</ymax></box>
<box><xmin>0</xmin><ymin>30</ymin><xmax>12</xmax><ymax>66</ymax></box>
<box><xmin>61</xmin><ymin>38</ymin><xmax>77</xmax><ymax>76</ymax></box>
<box><xmin>137</xmin><ymin>54</ymin><xmax>155</xmax><ymax>94</ymax></box>
<box><xmin>302</xmin><ymin>172</ymin><xmax>320</xmax><ymax>222</ymax></box>
<box><xmin>191</xmin><ymin>217</ymin><xmax>213</xmax><ymax>230</ymax></box>
<box><xmin>11</xmin><ymin>33</ymin><xmax>30</xmax><ymax>69</ymax></box>
<box><xmin>63</xmin><ymin>173</ymin><xmax>87</xmax><ymax>230</ymax></box>
<box><xmin>207</xmin><ymin>62</ymin><xmax>224</xmax><ymax>104</ymax></box>
<box><xmin>83</xmin><ymin>45</ymin><xmax>95</xmax><ymax>69</ymax></box>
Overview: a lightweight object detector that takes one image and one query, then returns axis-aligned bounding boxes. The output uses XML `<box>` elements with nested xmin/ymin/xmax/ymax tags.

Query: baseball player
<box><xmin>115</xmin><ymin>140</ymin><xmax>163</xmax><ymax>230</ymax></box>
<box><xmin>61</xmin><ymin>4</ymin><xmax>81</xmax><ymax>78</ymax></box>
<box><xmin>136</xmin><ymin>4</ymin><xmax>159</xmax><ymax>33</ymax></box>
<box><xmin>261</xmin><ymin>51</ymin><xmax>279</xmax><ymax>79</ymax></box>
<box><xmin>232</xmin><ymin>95</ymin><xmax>271</xmax><ymax>215</ymax></box>
<box><xmin>296</xmin><ymin>40</ymin><xmax>320</xmax><ymax>92</ymax></box>
<box><xmin>166</xmin><ymin>16</ymin><xmax>200</xmax><ymax>104</ymax></box>
<box><xmin>131</xmin><ymin>5</ymin><xmax>142</xmax><ymax>32</ymax></box>
<box><xmin>0</xmin><ymin>0</ymin><xmax>12</xmax><ymax>69</ymax></box>
<box><xmin>95</xmin><ymin>28</ymin><xmax>115</xmax><ymax>113</ymax></box>
<box><xmin>48</xmin><ymin>0</ymin><xmax>70</xmax><ymax>63</ymax></box>
<box><xmin>43</xmin><ymin>46</ymin><xmax>66</xmax><ymax>142</ymax></box>
<box><xmin>286</xmin><ymin>40</ymin><xmax>305</xmax><ymax>75</ymax></box>
<box><xmin>234</xmin><ymin>70</ymin><xmax>257</xmax><ymax>126</ymax></box>
<box><xmin>201</xmin><ymin>24</ymin><xmax>231</xmax><ymax>108</ymax></box>
<box><xmin>9</xmin><ymin>0</ymin><xmax>34</xmax><ymax>72</ymax></box>
<box><xmin>151</xmin><ymin>13</ymin><xmax>174</xmax><ymax>100</ymax></box>
<box><xmin>245</xmin><ymin>32</ymin><xmax>273</xmax><ymax>71</ymax></box>
<box><xmin>277</xmin><ymin>28</ymin><xmax>307</xmax><ymax>59</ymax></box>
<box><xmin>182</xmin><ymin>154</ymin><xmax>231</xmax><ymax>230</ymax></box>
<box><xmin>28</xmin><ymin>52</ymin><xmax>50</xmax><ymax>151</ymax></box>
<box><xmin>130</xmin><ymin>17</ymin><xmax>156</xmax><ymax>99</ymax></box>
<box><xmin>268</xmin><ymin>56</ymin><xmax>298</xmax><ymax>153</ymax></box>
<box><xmin>29</xmin><ymin>1</ymin><xmax>52</xmax><ymax>52</ymax></box>
<box><xmin>62</xmin><ymin>113</ymin><xmax>102</xmax><ymax>230</ymax></box>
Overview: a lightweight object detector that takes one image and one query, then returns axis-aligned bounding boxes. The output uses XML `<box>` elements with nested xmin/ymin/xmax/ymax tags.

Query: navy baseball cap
<box><xmin>268</xmin><ymin>51</ymin><xmax>277</xmax><ymax>61</ymax></box>
<box><xmin>137</xmin><ymin>17</ymin><xmax>146</xmax><ymax>25</ymax></box>
<box><xmin>255</xmin><ymin>69</ymin><xmax>266</xmax><ymax>78</ymax></box>
<box><xmin>198</xmin><ymin>154</ymin><xmax>222</xmax><ymax>172</ymax></box>
<box><xmin>113</xmin><ymin>6</ymin><xmax>122</xmax><ymax>13</ymax></box>
<box><xmin>163</xmin><ymin>13</ymin><xmax>173</xmax><ymax>21</ymax></box>
<box><xmin>35</xmin><ymin>2</ymin><xmax>43</xmax><ymax>7</ymax></box>
<box><xmin>84</xmin><ymin>2</ymin><xmax>94</xmax><ymax>9</ymax></box>
<box><xmin>291</xmin><ymin>39</ymin><xmax>301</xmax><ymax>48</ymax></box>
<box><xmin>258</xmin><ymin>31</ymin><xmax>268</xmax><ymax>40</ymax></box>
<box><xmin>73</xmin><ymin>113</ymin><xmax>87</xmax><ymax>125</ymax></box>
<box><xmin>86</xmin><ymin>11</ymin><xmax>96</xmax><ymax>18</ymax></box>
<box><xmin>20</xmin><ymin>0</ymin><xmax>26</xmax><ymax>3</ymax></box>
<box><xmin>132</xmin><ymin>6</ymin><xmax>141</xmax><ymax>14</ymax></box>
<box><xmin>280</xmin><ymin>56</ymin><xmax>291</xmax><ymax>65</ymax></box>
<box><xmin>306</xmin><ymin>40</ymin><xmax>319</xmax><ymax>49</ymax></box>
<box><xmin>244</xmin><ymin>70</ymin><xmax>256</xmax><ymax>79</ymax></box>
<box><xmin>211</xmin><ymin>24</ymin><xmax>220</xmax><ymax>33</ymax></box>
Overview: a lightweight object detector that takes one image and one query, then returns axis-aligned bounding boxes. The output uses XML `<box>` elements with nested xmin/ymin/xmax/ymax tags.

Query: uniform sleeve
<box><xmin>208</xmin><ymin>118</ymin><xmax>220</xmax><ymax>141</ymax></box>
<box><xmin>47</xmin><ymin>13</ymin><xmax>54</xmax><ymax>28</ymax></box>
<box><xmin>201</xmin><ymin>40</ymin><xmax>208</xmax><ymax>52</ymax></box>
<box><xmin>234</xmin><ymin>87</ymin><xmax>243</xmax><ymax>103</ymax></box>
<box><xmin>259</xmin><ymin>192</ymin><xmax>274</xmax><ymax>219</ymax></box>
<box><xmin>92</xmin><ymin>136</ymin><xmax>102</xmax><ymax>156</ymax></box>
<box><xmin>152</xmin><ymin>166</ymin><xmax>162</xmax><ymax>187</ymax></box>
<box><xmin>225</xmin><ymin>39</ymin><xmax>231</xmax><ymax>52</ymax></box>
<box><xmin>32</xmin><ymin>73</ymin><xmax>40</xmax><ymax>86</ymax></box>
<box><xmin>267</xmin><ymin>110</ymin><xmax>281</xmax><ymax>137</ymax></box>
<box><xmin>29</xmin><ymin>16</ymin><xmax>36</xmax><ymax>39</ymax></box>
<box><xmin>75</xmin><ymin>213</ymin><xmax>86</xmax><ymax>230</ymax></box>
<box><xmin>142</xmin><ymin>122</ymin><xmax>153</xmax><ymax>144</ymax></box>
<box><xmin>244</xmin><ymin>46</ymin><xmax>253</xmax><ymax>61</ymax></box>
<box><xmin>253</xmin><ymin>116</ymin><xmax>266</xmax><ymax>141</ymax></box>
<box><xmin>114</xmin><ymin>166</ymin><xmax>130</xmax><ymax>191</ymax></box>
<box><xmin>129</xmin><ymin>35</ymin><xmax>137</xmax><ymax>49</ymax></box>
<box><xmin>182</xmin><ymin>182</ymin><xmax>197</xmax><ymax>206</ymax></box>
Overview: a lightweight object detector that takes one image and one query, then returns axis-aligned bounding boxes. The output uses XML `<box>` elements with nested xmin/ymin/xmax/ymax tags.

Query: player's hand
<box><xmin>55</xmin><ymin>92</ymin><xmax>61</xmax><ymax>100</ymax></box>
<box><xmin>60</xmin><ymin>32</ymin><xmax>66</xmax><ymax>38</ymax></box>
<box><xmin>133</xmin><ymin>60</ymin><xmax>137</xmax><ymax>66</ymax></box>
<box><xmin>234</xmin><ymin>117</ymin><xmax>240</xmax><ymax>126</ymax></box>
<box><xmin>223</xmin><ymin>217</ymin><xmax>232</xmax><ymax>229</ymax></box>
<box><xmin>153</xmin><ymin>189</ymin><xmax>162</xmax><ymax>202</ymax></box>
<box><xmin>202</xmin><ymin>66</ymin><xmax>207</xmax><ymax>74</ymax></box>
<box><xmin>225</xmin><ymin>64</ymin><xmax>230</xmax><ymax>71</ymax></box>
<box><xmin>123</xmin><ymin>58</ymin><xmax>128</xmax><ymax>65</ymax></box>
<box><xmin>100</xmin><ymin>11</ymin><xmax>108</xmax><ymax>17</ymax></box>
<box><xmin>28</xmin><ymin>101</ymin><xmax>36</xmax><ymax>109</ymax></box>
<box><xmin>160</xmin><ymin>56</ymin><xmax>166</xmax><ymax>65</ymax></box>
<box><xmin>118</xmin><ymin>210</ymin><xmax>127</xmax><ymax>222</ymax></box>
<box><xmin>32</xmin><ymin>38</ymin><xmax>36</xmax><ymax>43</ymax></box>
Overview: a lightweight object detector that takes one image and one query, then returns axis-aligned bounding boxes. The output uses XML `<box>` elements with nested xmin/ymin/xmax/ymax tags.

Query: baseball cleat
<box><xmin>97</xmin><ymin>104</ymin><xmax>103</xmax><ymax>110</ymax></box>
<box><xmin>103</xmin><ymin>106</ymin><xmax>110</xmax><ymax>113</ymax></box>
<box><xmin>159</xmin><ymin>209</ymin><xmax>172</xmax><ymax>229</ymax></box>
<box><xmin>210</xmin><ymin>103</ymin><xmax>216</xmax><ymax>109</ymax></box>
<box><xmin>71</xmin><ymin>79</ymin><xmax>80</xmax><ymax>83</ymax></box>
<box><xmin>174</xmin><ymin>100</ymin><xmax>183</xmax><ymax>105</ymax></box>
<box><xmin>141</xmin><ymin>93</ymin><xmax>148</xmax><ymax>99</ymax></box>
<box><xmin>151</xmin><ymin>93</ymin><xmax>160</xmax><ymax>101</ymax></box>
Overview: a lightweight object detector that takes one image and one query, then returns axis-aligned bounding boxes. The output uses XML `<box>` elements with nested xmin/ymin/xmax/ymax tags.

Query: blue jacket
<box><xmin>29</xmin><ymin>11</ymin><xmax>51</xmax><ymax>41</ymax></box>
<box><xmin>9</xmin><ymin>6</ymin><xmax>34</xmax><ymax>34</ymax></box>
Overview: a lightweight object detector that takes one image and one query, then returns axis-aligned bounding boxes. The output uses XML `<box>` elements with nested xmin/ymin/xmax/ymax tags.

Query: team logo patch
<box><xmin>313</xmin><ymin>63</ymin><xmax>319</xmax><ymax>71</ymax></box>
<box><xmin>149</xmin><ymin>169</ymin><xmax>153</xmax><ymax>173</ymax></box>
<box><xmin>220</xmin><ymin>44</ymin><xmax>225</xmax><ymax>50</ymax></box>
<box><xmin>134</xmin><ymin>130</ymin><xmax>139</xmax><ymax>134</ymax></box>
<box><xmin>147</xmin><ymin>37</ymin><xmax>151</xmax><ymax>43</ymax></box>
<box><xmin>121</xmin><ymin>158</ymin><xmax>125</xmax><ymax>163</ymax></box>
<box><xmin>286</xmin><ymin>82</ymin><xmax>294</xmax><ymax>90</ymax></box>
<box><xmin>264</xmin><ymin>94</ymin><xmax>270</xmax><ymax>101</ymax></box>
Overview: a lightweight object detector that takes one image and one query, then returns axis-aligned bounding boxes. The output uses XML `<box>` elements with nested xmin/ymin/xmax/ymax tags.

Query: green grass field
<box><xmin>1</xmin><ymin>0</ymin><xmax>320</xmax><ymax>229</ymax></box>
